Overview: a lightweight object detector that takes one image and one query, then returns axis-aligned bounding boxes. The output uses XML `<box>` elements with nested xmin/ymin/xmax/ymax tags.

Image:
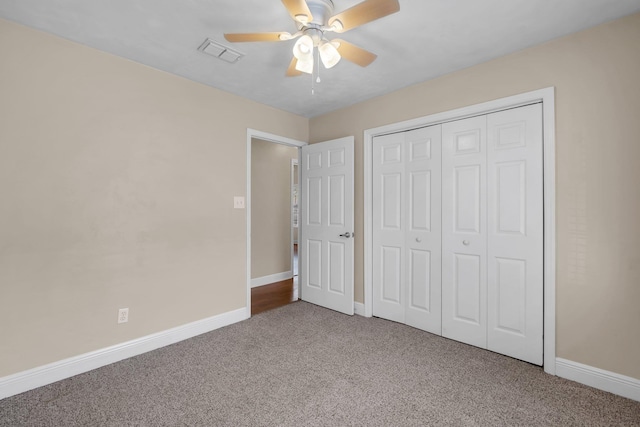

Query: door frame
<box><xmin>363</xmin><ymin>87</ymin><xmax>557</xmax><ymax>374</ymax></box>
<box><xmin>291</xmin><ymin>158</ymin><xmax>299</xmax><ymax>300</ymax></box>
<box><xmin>246</xmin><ymin>129</ymin><xmax>307</xmax><ymax>317</ymax></box>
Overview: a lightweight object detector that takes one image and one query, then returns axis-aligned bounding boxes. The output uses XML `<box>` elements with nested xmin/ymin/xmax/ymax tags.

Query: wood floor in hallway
<box><xmin>251</xmin><ymin>278</ymin><xmax>296</xmax><ymax>315</ymax></box>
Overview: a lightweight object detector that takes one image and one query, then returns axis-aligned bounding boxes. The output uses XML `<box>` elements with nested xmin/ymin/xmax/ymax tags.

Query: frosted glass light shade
<box><xmin>295</xmin><ymin>57</ymin><xmax>314</xmax><ymax>74</ymax></box>
<box><xmin>293</xmin><ymin>35</ymin><xmax>314</xmax><ymax>60</ymax></box>
<box><xmin>319</xmin><ymin>41</ymin><xmax>341</xmax><ymax>69</ymax></box>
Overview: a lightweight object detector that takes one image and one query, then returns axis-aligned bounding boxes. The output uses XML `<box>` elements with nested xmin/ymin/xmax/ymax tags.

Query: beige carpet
<box><xmin>1</xmin><ymin>301</ymin><xmax>639</xmax><ymax>426</ymax></box>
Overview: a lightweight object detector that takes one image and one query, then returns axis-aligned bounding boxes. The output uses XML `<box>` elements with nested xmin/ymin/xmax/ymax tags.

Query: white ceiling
<box><xmin>2</xmin><ymin>0</ymin><xmax>640</xmax><ymax>117</ymax></box>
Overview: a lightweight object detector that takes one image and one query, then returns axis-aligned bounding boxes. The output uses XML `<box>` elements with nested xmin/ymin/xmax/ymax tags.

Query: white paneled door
<box><xmin>372</xmin><ymin>103</ymin><xmax>543</xmax><ymax>365</ymax></box>
<box><xmin>300</xmin><ymin>137</ymin><xmax>354</xmax><ymax>315</ymax></box>
<box><xmin>373</xmin><ymin>126</ymin><xmax>442</xmax><ymax>334</ymax></box>
<box><xmin>441</xmin><ymin>116</ymin><xmax>488</xmax><ymax>348</ymax></box>
<box><xmin>441</xmin><ymin>104</ymin><xmax>543</xmax><ymax>365</ymax></box>
<box><xmin>486</xmin><ymin>104</ymin><xmax>543</xmax><ymax>365</ymax></box>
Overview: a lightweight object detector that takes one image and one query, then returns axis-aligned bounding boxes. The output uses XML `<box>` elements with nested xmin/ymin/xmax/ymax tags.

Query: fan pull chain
<box><xmin>316</xmin><ymin>47</ymin><xmax>321</xmax><ymax>84</ymax></box>
<box><xmin>311</xmin><ymin>59</ymin><xmax>315</xmax><ymax>95</ymax></box>
<box><xmin>311</xmin><ymin>46</ymin><xmax>321</xmax><ymax>95</ymax></box>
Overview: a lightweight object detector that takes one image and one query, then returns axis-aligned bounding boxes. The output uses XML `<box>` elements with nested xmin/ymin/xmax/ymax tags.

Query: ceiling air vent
<box><xmin>198</xmin><ymin>38</ymin><xmax>243</xmax><ymax>63</ymax></box>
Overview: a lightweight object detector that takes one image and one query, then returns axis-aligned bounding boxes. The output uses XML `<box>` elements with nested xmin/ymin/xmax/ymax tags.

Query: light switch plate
<box><xmin>234</xmin><ymin>196</ymin><xmax>245</xmax><ymax>209</ymax></box>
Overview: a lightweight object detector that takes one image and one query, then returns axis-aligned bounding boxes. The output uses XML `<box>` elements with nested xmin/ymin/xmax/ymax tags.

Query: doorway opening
<box><xmin>246</xmin><ymin>129</ymin><xmax>306</xmax><ymax>316</ymax></box>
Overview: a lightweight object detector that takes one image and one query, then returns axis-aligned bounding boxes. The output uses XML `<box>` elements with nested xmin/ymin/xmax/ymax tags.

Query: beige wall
<box><xmin>309</xmin><ymin>12</ymin><xmax>640</xmax><ymax>379</ymax></box>
<box><xmin>251</xmin><ymin>139</ymin><xmax>297</xmax><ymax>278</ymax></box>
<box><xmin>0</xmin><ymin>19</ymin><xmax>307</xmax><ymax>377</ymax></box>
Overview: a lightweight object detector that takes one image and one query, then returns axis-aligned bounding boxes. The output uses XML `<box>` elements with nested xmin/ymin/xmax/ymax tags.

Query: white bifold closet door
<box><xmin>441</xmin><ymin>103</ymin><xmax>543</xmax><ymax>365</ymax></box>
<box><xmin>441</xmin><ymin>115</ymin><xmax>488</xmax><ymax>348</ymax></box>
<box><xmin>372</xmin><ymin>126</ymin><xmax>442</xmax><ymax>335</ymax></box>
<box><xmin>486</xmin><ymin>104</ymin><xmax>543</xmax><ymax>364</ymax></box>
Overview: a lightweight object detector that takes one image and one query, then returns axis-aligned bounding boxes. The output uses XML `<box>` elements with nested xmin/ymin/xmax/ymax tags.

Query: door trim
<box><xmin>246</xmin><ymin>129</ymin><xmax>307</xmax><ymax>317</ymax></box>
<box><xmin>291</xmin><ymin>158</ymin><xmax>299</xmax><ymax>300</ymax></box>
<box><xmin>363</xmin><ymin>87</ymin><xmax>557</xmax><ymax>375</ymax></box>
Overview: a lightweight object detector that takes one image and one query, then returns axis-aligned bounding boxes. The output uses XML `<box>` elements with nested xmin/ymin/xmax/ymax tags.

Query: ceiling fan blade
<box><xmin>286</xmin><ymin>57</ymin><xmax>303</xmax><ymax>77</ymax></box>
<box><xmin>333</xmin><ymin>39</ymin><xmax>377</xmax><ymax>67</ymax></box>
<box><xmin>328</xmin><ymin>0</ymin><xmax>400</xmax><ymax>33</ymax></box>
<box><xmin>224</xmin><ymin>32</ymin><xmax>290</xmax><ymax>43</ymax></box>
<box><xmin>281</xmin><ymin>0</ymin><xmax>314</xmax><ymax>24</ymax></box>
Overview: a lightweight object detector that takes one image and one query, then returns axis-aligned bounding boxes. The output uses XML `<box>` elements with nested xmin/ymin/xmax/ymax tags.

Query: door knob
<box><xmin>339</xmin><ymin>232</ymin><xmax>352</xmax><ymax>238</ymax></box>
<box><xmin>416</xmin><ymin>237</ymin><xmax>422</xmax><ymax>243</ymax></box>
<box><xmin>463</xmin><ymin>240</ymin><xmax>470</xmax><ymax>246</ymax></box>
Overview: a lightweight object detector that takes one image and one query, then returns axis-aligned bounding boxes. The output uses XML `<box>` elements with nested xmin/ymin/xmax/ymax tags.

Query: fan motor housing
<box><xmin>306</xmin><ymin>0</ymin><xmax>334</xmax><ymax>26</ymax></box>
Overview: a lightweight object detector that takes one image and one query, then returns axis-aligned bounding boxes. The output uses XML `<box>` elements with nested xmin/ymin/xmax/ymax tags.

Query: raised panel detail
<box><xmin>382</xmin><ymin>144</ymin><xmax>402</xmax><ymax>164</ymax></box>
<box><xmin>307</xmin><ymin>240</ymin><xmax>322</xmax><ymax>289</ymax></box>
<box><xmin>381</xmin><ymin>246</ymin><xmax>401</xmax><ymax>303</ymax></box>
<box><xmin>410</xmin><ymin>139</ymin><xmax>431</xmax><ymax>160</ymax></box>
<box><xmin>496</xmin><ymin>121</ymin><xmax>526</xmax><ymax>149</ymax></box>
<box><xmin>307</xmin><ymin>152</ymin><xmax>322</xmax><ymax>170</ymax></box>
<box><xmin>329</xmin><ymin>175</ymin><xmax>345</xmax><ymax>226</ymax></box>
<box><xmin>495</xmin><ymin>258</ymin><xmax>526</xmax><ymax>335</ymax></box>
<box><xmin>454</xmin><ymin>165</ymin><xmax>480</xmax><ymax>233</ymax></box>
<box><xmin>454</xmin><ymin>130</ymin><xmax>480</xmax><ymax>155</ymax></box>
<box><xmin>328</xmin><ymin>242</ymin><xmax>345</xmax><ymax>294</ymax></box>
<box><xmin>307</xmin><ymin>176</ymin><xmax>322</xmax><ymax>226</ymax></box>
<box><xmin>496</xmin><ymin>161</ymin><xmax>526</xmax><ymax>235</ymax></box>
<box><xmin>409</xmin><ymin>249</ymin><xmax>430</xmax><ymax>312</ymax></box>
<box><xmin>454</xmin><ymin>254</ymin><xmax>481</xmax><ymax>324</ymax></box>
<box><xmin>328</xmin><ymin>148</ymin><xmax>345</xmax><ymax>167</ymax></box>
<box><xmin>410</xmin><ymin>171</ymin><xmax>431</xmax><ymax>232</ymax></box>
<box><xmin>382</xmin><ymin>173</ymin><xmax>402</xmax><ymax>230</ymax></box>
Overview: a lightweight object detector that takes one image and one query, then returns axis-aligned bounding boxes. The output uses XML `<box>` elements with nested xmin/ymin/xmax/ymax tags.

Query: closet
<box><xmin>372</xmin><ymin>103</ymin><xmax>543</xmax><ymax>365</ymax></box>
<box><xmin>373</xmin><ymin>126</ymin><xmax>442</xmax><ymax>335</ymax></box>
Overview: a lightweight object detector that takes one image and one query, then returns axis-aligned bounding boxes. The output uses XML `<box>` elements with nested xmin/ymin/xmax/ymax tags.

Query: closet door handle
<box><xmin>339</xmin><ymin>232</ymin><xmax>352</xmax><ymax>238</ymax></box>
<box><xmin>463</xmin><ymin>240</ymin><xmax>470</xmax><ymax>246</ymax></box>
<box><xmin>416</xmin><ymin>237</ymin><xmax>422</xmax><ymax>243</ymax></box>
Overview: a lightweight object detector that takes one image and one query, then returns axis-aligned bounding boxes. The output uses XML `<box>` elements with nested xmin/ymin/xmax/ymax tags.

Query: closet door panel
<box><xmin>404</xmin><ymin>126</ymin><xmax>442</xmax><ymax>334</ymax></box>
<box><xmin>487</xmin><ymin>103</ymin><xmax>543</xmax><ymax>365</ymax></box>
<box><xmin>408</xmin><ymin>248</ymin><xmax>431</xmax><ymax>311</ymax></box>
<box><xmin>442</xmin><ymin>116</ymin><xmax>488</xmax><ymax>348</ymax></box>
<box><xmin>373</xmin><ymin>133</ymin><xmax>406</xmax><ymax>323</ymax></box>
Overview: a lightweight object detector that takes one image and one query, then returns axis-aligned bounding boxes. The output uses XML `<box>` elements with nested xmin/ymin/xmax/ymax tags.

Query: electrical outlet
<box><xmin>118</xmin><ymin>308</ymin><xmax>129</xmax><ymax>324</ymax></box>
<box><xmin>234</xmin><ymin>196</ymin><xmax>245</xmax><ymax>209</ymax></box>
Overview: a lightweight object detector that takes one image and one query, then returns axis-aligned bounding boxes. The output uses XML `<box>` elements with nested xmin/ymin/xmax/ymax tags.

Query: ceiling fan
<box><xmin>224</xmin><ymin>0</ymin><xmax>400</xmax><ymax>77</ymax></box>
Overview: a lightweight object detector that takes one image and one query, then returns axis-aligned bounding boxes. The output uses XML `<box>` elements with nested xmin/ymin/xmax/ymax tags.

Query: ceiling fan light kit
<box><xmin>224</xmin><ymin>0</ymin><xmax>400</xmax><ymax>82</ymax></box>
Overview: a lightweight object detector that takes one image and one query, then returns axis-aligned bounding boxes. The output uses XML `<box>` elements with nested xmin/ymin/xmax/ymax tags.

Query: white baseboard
<box><xmin>251</xmin><ymin>271</ymin><xmax>293</xmax><ymax>288</ymax></box>
<box><xmin>556</xmin><ymin>358</ymin><xmax>640</xmax><ymax>402</ymax></box>
<box><xmin>0</xmin><ymin>307</ymin><xmax>249</xmax><ymax>400</ymax></box>
<box><xmin>354</xmin><ymin>302</ymin><xmax>366</xmax><ymax>317</ymax></box>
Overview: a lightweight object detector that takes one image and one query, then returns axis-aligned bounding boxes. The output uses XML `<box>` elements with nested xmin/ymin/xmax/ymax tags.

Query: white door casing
<box><xmin>372</xmin><ymin>126</ymin><xmax>442</xmax><ymax>334</ymax></box>
<box><xmin>486</xmin><ymin>104</ymin><xmax>543</xmax><ymax>365</ymax></box>
<box><xmin>300</xmin><ymin>137</ymin><xmax>354</xmax><ymax>315</ymax></box>
<box><xmin>441</xmin><ymin>115</ymin><xmax>489</xmax><ymax>348</ymax></box>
